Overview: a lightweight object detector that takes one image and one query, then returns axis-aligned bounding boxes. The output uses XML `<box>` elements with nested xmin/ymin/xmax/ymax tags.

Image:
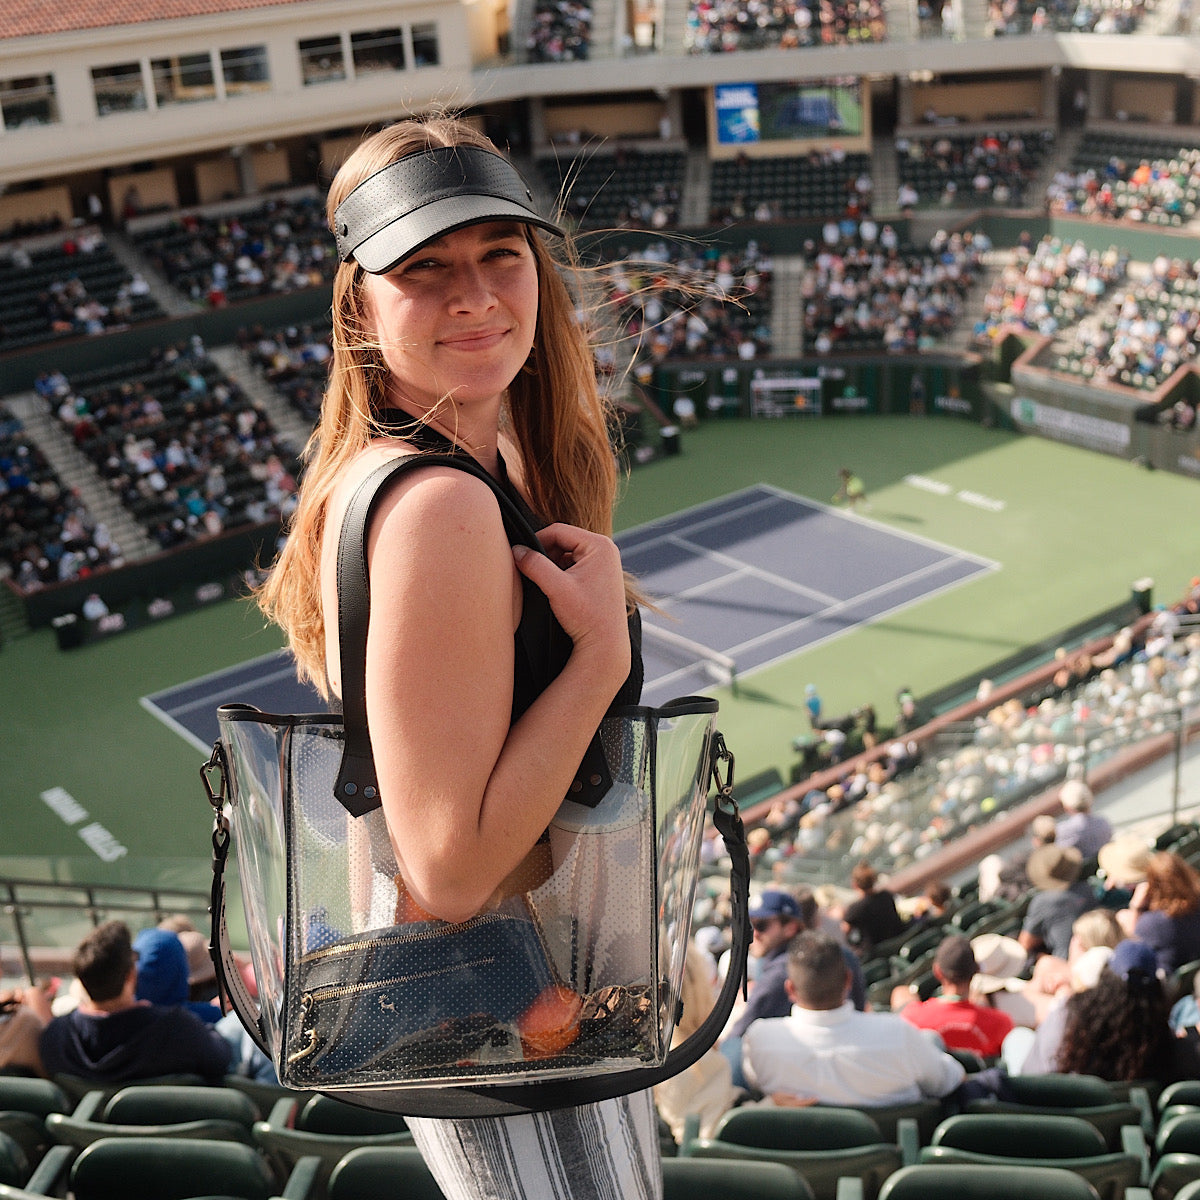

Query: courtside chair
<box><xmin>679</xmin><ymin>1105</ymin><xmax>903</xmax><ymax>1200</ymax></box>
<box><xmin>45</xmin><ymin>1083</ymin><xmax>259</xmax><ymax>1152</ymax></box>
<box><xmin>877</xmin><ymin>1163</ymin><xmax>1104</xmax><ymax>1200</ymax></box>
<box><xmin>14</xmin><ymin>1136</ymin><xmax>316</xmax><ymax>1200</ymax></box>
<box><xmin>964</xmin><ymin>1072</ymin><xmax>1154</xmax><ymax>1146</ymax></box>
<box><xmin>918</xmin><ymin>1112</ymin><xmax>1147</xmax><ymax>1200</ymax></box>
<box><xmin>0</xmin><ymin>1077</ymin><xmax>70</xmax><ymax>1165</ymax></box>
<box><xmin>252</xmin><ymin>1092</ymin><xmax>414</xmax><ymax>1191</ymax></box>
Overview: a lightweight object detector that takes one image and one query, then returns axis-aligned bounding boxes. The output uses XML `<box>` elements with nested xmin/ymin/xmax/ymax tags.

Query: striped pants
<box><xmin>407</xmin><ymin>1090</ymin><xmax>663</xmax><ymax>1200</ymax></box>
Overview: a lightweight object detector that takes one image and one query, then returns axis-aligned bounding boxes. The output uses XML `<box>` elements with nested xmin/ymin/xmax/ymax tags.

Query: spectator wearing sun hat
<box><xmin>1096</xmin><ymin>831</ymin><xmax>1152</xmax><ymax>910</ymax></box>
<box><xmin>1019</xmin><ymin>843</ymin><xmax>1096</xmax><ymax>964</ymax></box>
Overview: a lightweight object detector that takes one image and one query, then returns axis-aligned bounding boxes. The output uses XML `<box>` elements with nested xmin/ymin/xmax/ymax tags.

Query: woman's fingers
<box><xmin>512</xmin><ymin>524</ymin><xmax>627</xmax><ymax>650</ymax></box>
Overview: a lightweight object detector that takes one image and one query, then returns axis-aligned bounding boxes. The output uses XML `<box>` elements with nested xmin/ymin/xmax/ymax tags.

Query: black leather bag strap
<box><xmin>332</xmin><ymin>451</ymin><xmax>609</xmax><ymax>814</ymax></box>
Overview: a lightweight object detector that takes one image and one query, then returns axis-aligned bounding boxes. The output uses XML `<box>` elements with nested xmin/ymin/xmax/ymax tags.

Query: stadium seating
<box><xmin>252</xmin><ymin>1093</ymin><xmax>414</xmax><ymax>1189</ymax></box>
<box><xmin>0</xmin><ymin>1133</ymin><xmax>29</xmax><ymax>1190</ymax></box>
<box><xmin>0</xmin><ymin>1078</ymin><xmax>70</xmax><ymax>1168</ymax></box>
<box><xmin>128</xmin><ymin>195</ymin><xmax>335</xmax><ymax>305</ymax></box>
<box><xmin>14</xmin><ymin>1137</ymin><xmax>317</xmax><ymax>1200</ymax></box>
<box><xmin>45</xmin><ymin>1083</ymin><xmax>259</xmax><ymax>1151</ymax></box>
<box><xmin>964</xmin><ymin>1073</ymin><xmax>1154</xmax><ymax>1148</ymax></box>
<box><xmin>877</xmin><ymin>1162</ymin><xmax>1105</xmax><ymax>1200</ymax></box>
<box><xmin>535</xmin><ymin>148</ymin><xmax>686</xmax><ymax>229</ymax></box>
<box><xmin>0</xmin><ymin>235</ymin><xmax>164</xmax><ymax>352</ymax></box>
<box><xmin>1147</xmin><ymin>1111</ymin><xmax>1200</xmax><ymax>1199</ymax></box>
<box><xmin>917</xmin><ymin>1112</ymin><xmax>1147</xmax><ymax>1200</ymax></box>
<box><xmin>678</xmin><ymin>1105</ymin><xmax>904</xmax><ymax>1200</ymax></box>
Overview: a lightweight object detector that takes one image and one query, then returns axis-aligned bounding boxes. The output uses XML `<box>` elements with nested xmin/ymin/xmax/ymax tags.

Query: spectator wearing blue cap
<box><xmin>721</xmin><ymin>888</ymin><xmax>866</xmax><ymax>1090</ymax></box>
<box><xmin>1055</xmin><ymin>938</ymin><xmax>1200</xmax><ymax>1085</ymax></box>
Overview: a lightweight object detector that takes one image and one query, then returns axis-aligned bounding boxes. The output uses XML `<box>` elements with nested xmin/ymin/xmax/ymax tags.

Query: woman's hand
<box><xmin>512</xmin><ymin>523</ymin><xmax>630</xmax><ymax>688</ymax></box>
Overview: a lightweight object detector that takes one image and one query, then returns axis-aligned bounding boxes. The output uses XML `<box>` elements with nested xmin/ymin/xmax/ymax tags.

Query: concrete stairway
<box><xmin>3</xmin><ymin>391</ymin><xmax>158</xmax><ymax>562</ymax></box>
<box><xmin>206</xmin><ymin>345</ymin><xmax>313</xmax><ymax>458</ymax></box>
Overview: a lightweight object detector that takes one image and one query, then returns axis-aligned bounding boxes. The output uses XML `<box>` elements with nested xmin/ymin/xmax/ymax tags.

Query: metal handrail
<box><xmin>1</xmin><ymin>877</ymin><xmax>210</xmax><ymax>984</ymax></box>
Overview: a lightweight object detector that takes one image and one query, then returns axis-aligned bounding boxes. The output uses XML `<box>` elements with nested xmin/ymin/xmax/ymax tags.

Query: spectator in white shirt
<box><xmin>742</xmin><ymin>930</ymin><xmax>965</xmax><ymax>1108</ymax></box>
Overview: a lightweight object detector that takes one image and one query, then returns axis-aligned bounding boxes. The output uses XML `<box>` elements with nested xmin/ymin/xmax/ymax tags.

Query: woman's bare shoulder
<box><xmin>327</xmin><ymin>444</ymin><xmax>500</xmax><ymax>544</ymax></box>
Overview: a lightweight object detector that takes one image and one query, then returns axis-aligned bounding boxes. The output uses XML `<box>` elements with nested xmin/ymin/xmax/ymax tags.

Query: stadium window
<box><xmin>350</xmin><ymin>27</ymin><xmax>406</xmax><ymax>74</ymax></box>
<box><xmin>299</xmin><ymin>35</ymin><xmax>346</xmax><ymax>85</ymax></box>
<box><xmin>221</xmin><ymin>45</ymin><xmax>270</xmax><ymax>96</ymax></box>
<box><xmin>91</xmin><ymin>62</ymin><xmax>146</xmax><ymax>116</ymax></box>
<box><xmin>412</xmin><ymin>23</ymin><xmax>441</xmax><ymax>66</ymax></box>
<box><xmin>151</xmin><ymin>54</ymin><xmax>216</xmax><ymax>106</ymax></box>
<box><xmin>0</xmin><ymin>75</ymin><xmax>60</xmax><ymax>130</ymax></box>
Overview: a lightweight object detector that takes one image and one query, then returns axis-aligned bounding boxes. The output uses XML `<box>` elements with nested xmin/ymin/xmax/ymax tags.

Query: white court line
<box><xmin>722</xmin><ymin>559</ymin><xmax>1003</xmax><ymax>685</ymax></box>
<box><xmin>138</xmin><ymin>696</ymin><xmax>213</xmax><ymax>756</ymax></box>
<box><xmin>663</xmin><ymin>534</ymin><xmax>840</xmax><ymax>607</ymax></box>
<box><xmin>140</xmin><ymin>650</ymin><xmax>302</xmax><ymax>754</ymax></box>
<box><xmin>717</xmin><ymin>555</ymin><xmax>998</xmax><ymax>659</ymax></box>
<box><xmin>758</xmin><ymin>481</ymin><xmax>996</xmax><ymax>568</ymax></box>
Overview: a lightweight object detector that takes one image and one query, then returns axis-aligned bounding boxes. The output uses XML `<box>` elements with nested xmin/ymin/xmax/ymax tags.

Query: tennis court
<box><xmin>145</xmin><ymin>483</ymin><xmax>994</xmax><ymax>747</ymax></box>
<box><xmin>5</xmin><ymin>417</ymin><xmax>1199</xmax><ymax>905</ymax></box>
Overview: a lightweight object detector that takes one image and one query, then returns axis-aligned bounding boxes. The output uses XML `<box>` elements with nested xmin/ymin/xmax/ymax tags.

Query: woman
<box><xmin>258</xmin><ymin>116</ymin><xmax>660</xmax><ymax>1199</ymax></box>
<box><xmin>1013</xmin><ymin>909</ymin><xmax>1123</xmax><ymax>1074</ymax></box>
<box><xmin>1120</xmin><ymin>850</ymin><xmax>1200</xmax><ymax>975</ymax></box>
<box><xmin>1054</xmin><ymin>938</ymin><xmax>1200</xmax><ymax>1085</ymax></box>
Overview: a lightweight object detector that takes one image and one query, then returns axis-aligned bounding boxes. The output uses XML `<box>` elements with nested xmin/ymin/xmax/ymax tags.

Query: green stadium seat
<box><xmin>0</xmin><ymin>1078</ymin><xmax>70</xmax><ymax>1166</ymax></box>
<box><xmin>919</xmin><ymin>1112</ymin><xmax>1146</xmax><ymax>1200</ymax></box>
<box><xmin>679</xmin><ymin>1105</ymin><xmax>903</xmax><ymax>1200</ymax></box>
<box><xmin>252</xmin><ymin>1092</ymin><xmax>414</xmax><ymax>1190</ymax></box>
<box><xmin>16</xmin><ymin>1137</ymin><xmax>314</xmax><ymax>1200</ymax></box>
<box><xmin>964</xmin><ymin>1073</ymin><xmax>1152</xmax><ymax>1147</ymax></box>
<box><xmin>45</xmin><ymin>1084</ymin><xmax>258</xmax><ymax>1152</ymax></box>
<box><xmin>878</xmin><ymin>1163</ymin><xmax>1103</xmax><ymax>1200</ymax></box>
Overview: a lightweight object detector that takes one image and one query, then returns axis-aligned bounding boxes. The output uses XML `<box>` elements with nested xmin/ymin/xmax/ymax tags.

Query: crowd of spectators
<box><xmin>1046</xmin><ymin>254</ymin><xmax>1200</xmax><ymax>391</ymax></box>
<box><xmin>45</xmin><ymin>339</ymin><xmax>301</xmax><ymax>552</ymax></box>
<box><xmin>536</xmin><ymin>147</ymin><xmax>686</xmax><ymax>231</ymax></box>
<box><xmin>703</xmin><ymin>598</ymin><xmax>1199</xmax><ymax>908</ymax></box>
<box><xmin>709</xmin><ymin>149</ymin><xmax>874</xmax><ymax>225</ymax></box>
<box><xmin>129</xmin><ymin>195</ymin><xmax>336</xmax><ymax>308</ymax></box>
<box><xmin>799</xmin><ymin>224</ymin><xmax>986</xmax><ymax>354</ymax></box>
<box><xmin>1047</xmin><ymin>145</ymin><xmax>1200</xmax><ymax>226</ymax></box>
<box><xmin>599</xmin><ymin>238</ymin><xmax>775</xmax><ymax>364</ymax></box>
<box><xmin>685</xmin><ymin>0</ymin><xmax>887</xmax><ymax>52</ymax></box>
<box><xmin>987</xmin><ymin>0</ymin><xmax>1151</xmax><ymax>34</ymax></box>
<box><xmin>896</xmin><ymin>129</ymin><xmax>1054</xmax><ymax>209</ymax></box>
<box><xmin>0</xmin><ymin>409</ymin><xmax>123</xmax><ymax>594</ymax></box>
<box><xmin>526</xmin><ymin>0</ymin><xmax>593</xmax><ymax>60</ymax></box>
<box><xmin>971</xmin><ymin>233</ymin><xmax>1129</xmax><ymax>344</ymax></box>
<box><xmin>0</xmin><ymin>231</ymin><xmax>163</xmax><ymax>352</ymax></box>
<box><xmin>238</xmin><ymin>321</ymin><xmax>333</xmax><ymax>425</ymax></box>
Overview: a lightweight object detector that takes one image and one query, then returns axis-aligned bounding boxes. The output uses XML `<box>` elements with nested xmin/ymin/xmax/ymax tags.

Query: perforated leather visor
<box><xmin>333</xmin><ymin>145</ymin><xmax>564</xmax><ymax>274</ymax></box>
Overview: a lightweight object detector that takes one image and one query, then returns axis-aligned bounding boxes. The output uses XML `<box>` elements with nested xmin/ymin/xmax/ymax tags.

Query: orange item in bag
<box><xmin>517</xmin><ymin>985</ymin><xmax>584</xmax><ymax>1058</ymax></box>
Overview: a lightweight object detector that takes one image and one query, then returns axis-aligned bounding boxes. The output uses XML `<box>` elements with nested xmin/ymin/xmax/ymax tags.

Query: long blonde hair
<box><xmin>257</xmin><ymin>116</ymin><xmax>620</xmax><ymax>693</ymax></box>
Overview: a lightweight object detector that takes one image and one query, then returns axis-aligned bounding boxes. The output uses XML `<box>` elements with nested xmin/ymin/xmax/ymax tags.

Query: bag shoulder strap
<box><xmin>332</xmin><ymin>452</ymin><xmax>544</xmax><ymax>815</ymax></box>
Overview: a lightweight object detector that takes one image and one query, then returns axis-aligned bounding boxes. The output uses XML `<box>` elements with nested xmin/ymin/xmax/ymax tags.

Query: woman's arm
<box><xmin>359</xmin><ymin>467</ymin><xmax>629</xmax><ymax>923</ymax></box>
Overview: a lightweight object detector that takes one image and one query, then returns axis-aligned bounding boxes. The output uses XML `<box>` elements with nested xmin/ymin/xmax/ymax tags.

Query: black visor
<box><xmin>333</xmin><ymin>145</ymin><xmax>564</xmax><ymax>274</ymax></box>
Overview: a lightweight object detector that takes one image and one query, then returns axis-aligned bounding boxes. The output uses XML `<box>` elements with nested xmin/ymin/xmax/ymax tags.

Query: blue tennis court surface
<box><xmin>144</xmin><ymin>484</ymin><xmax>996</xmax><ymax>749</ymax></box>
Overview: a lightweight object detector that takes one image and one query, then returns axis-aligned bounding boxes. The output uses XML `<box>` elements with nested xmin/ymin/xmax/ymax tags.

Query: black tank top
<box><xmin>374</xmin><ymin>409</ymin><xmax>644</xmax><ymax>717</ymax></box>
